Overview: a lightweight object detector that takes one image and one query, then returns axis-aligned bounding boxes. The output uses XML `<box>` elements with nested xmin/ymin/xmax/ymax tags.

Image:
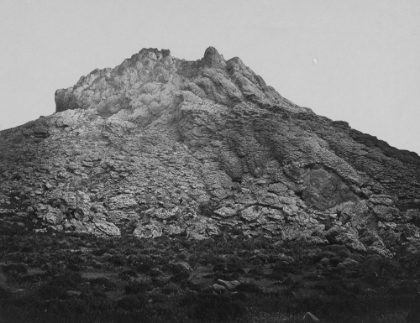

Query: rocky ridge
<box><xmin>1</xmin><ymin>47</ymin><xmax>420</xmax><ymax>257</ymax></box>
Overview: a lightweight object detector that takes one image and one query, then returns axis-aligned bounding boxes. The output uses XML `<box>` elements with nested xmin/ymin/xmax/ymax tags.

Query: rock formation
<box><xmin>1</xmin><ymin>47</ymin><xmax>420</xmax><ymax>257</ymax></box>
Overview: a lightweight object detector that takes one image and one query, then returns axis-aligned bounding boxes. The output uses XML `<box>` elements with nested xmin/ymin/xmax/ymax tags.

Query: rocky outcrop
<box><xmin>1</xmin><ymin>47</ymin><xmax>420</xmax><ymax>257</ymax></box>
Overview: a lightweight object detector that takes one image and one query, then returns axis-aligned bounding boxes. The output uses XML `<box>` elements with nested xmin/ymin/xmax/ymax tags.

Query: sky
<box><xmin>1</xmin><ymin>0</ymin><xmax>419</xmax><ymax>154</ymax></box>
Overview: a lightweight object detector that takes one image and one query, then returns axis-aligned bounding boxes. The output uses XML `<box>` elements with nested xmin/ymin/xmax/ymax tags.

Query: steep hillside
<box><xmin>1</xmin><ymin>47</ymin><xmax>420</xmax><ymax>258</ymax></box>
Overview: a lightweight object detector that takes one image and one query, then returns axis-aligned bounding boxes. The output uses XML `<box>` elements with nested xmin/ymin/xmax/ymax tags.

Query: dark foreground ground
<box><xmin>1</xmin><ymin>212</ymin><xmax>420</xmax><ymax>323</ymax></box>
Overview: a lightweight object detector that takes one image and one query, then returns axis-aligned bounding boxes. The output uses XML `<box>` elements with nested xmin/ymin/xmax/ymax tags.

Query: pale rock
<box><xmin>217</xmin><ymin>279</ymin><xmax>240</xmax><ymax>290</ymax></box>
<box><xmin>164</xmin><ymin>224</ymin><xmax>185</xmax><ymax>236</ymax></box>
<box><xmin>108</xmin><ymin>195</ymin><xmax>138</xmax><ymax>210</ymax></box>
<box><xmin>267</xmin><ymin>182</ymin><xmax>288</xmax><ymax>194</ymax></box>
<box><xmin>214</xmin><ymin>206</ymin><xmax>237</xmax><ymax>218</ymax></box>
<box><xmin>93</xmin><ymin>221</ymin><xmax>121</xmax><ymax>236</ymax></box>
<box><xmin>212</xmin><ymin>283</ymin><xmax>227</xmax><ymax>293</ymax></box>
<box><xmin>153</xmin><ymin>207</ymin><xmax>180</xmax><ymax>220</ymax></box>
<box><xmin>241</xmin><ymin>206</ymin><xmax>261</xmax><ymax>221</ymax></box>
<box><xmin>372</xmin><ymin>205</ymin><xmax>399</xmax><ymax>221</ymax></box>
<box><xmin>35</xmin><ymin>204</ymin><xmax>64</xmax><ymax>225</ymax></box>
<box><xmin>186</xmin><ymin>219</ymin><xmax>220</xmax><ymax>240</ymax></box>
<box><xmin>326</xmin><ymin>225</ymin><xmax>366</xmax><ymax>252</ymax></box>
<box><xmin>369</xmin><ymin>194</ymin><xmax>395</xmax><ymax>206</ymax></box>
<box><xmin>133</xmin><ymin>221</ymin><xmax>163</xmax><ymax>239</ymax></box>
<box><xmin>403</xmin><ymin>209</ymin><xmax>420</xmax><ymax>223</ymax></box>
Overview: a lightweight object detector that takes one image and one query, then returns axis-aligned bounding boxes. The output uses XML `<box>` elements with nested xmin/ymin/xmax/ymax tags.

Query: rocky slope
<box><xmin>1</xmin><ymin>47</ymin><xmax>420</xmax><ymax>257</ymax></box>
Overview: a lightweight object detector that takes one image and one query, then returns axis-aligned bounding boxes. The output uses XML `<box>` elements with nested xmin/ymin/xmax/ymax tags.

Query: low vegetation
<box><xmin>0</xmin><ymin>219</ymin><xmax>418</xmax><ymax>323</ymax></box>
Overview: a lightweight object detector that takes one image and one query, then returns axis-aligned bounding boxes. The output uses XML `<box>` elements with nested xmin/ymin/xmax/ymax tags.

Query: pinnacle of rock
<box><xmin>202</xmin><ymin>46</ymin><xmax>226</xmax><ymax>69</ymax></box>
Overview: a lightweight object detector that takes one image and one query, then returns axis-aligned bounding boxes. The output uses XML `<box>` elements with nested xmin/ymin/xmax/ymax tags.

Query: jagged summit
<box><xmin>55</xmin><ymin>46</ymin><xmax>310</xmax><ymax>118</ymax></box>
<box><xmin>1</xmin><ymin>46</ymin><xmax>420</xmax><ymax>257</ymax></box>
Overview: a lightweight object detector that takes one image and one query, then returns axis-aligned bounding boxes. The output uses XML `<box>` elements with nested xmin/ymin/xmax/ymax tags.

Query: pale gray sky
<box><xmin>1</xmin><ymin>0</ymin><xmax>419</xmax><ymax>154</ymax></box>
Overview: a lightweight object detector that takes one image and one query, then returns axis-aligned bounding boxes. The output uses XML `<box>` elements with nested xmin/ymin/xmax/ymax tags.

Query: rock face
<box><xmin>1</xmin><ymin>47</ymin><xmax>420</xmax><ymax>256</ymax></box>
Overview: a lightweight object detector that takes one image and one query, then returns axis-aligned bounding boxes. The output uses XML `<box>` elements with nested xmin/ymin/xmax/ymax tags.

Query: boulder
<box><xmin>214</xmin><ymin>206</ymin><xmax>237</xmax><ymax>218</ymax></box>
<box><xmin>241</xmin><ymin>206</ymin><xmax>261</xmax><ymax>221</ymax></box>
<box><xmin>170</xmin><ymin>261</ymin><xmax>193</xmax><ymax>274</ymax></box>
<box><xmin>372</xmin><ymin>205</ymin><xmax>399</xmax><ymax>221</ymax></box>
<box><xmin>108</xmin><ymin>195</ymin><xmax>138</xmax><ymax>210</ymax></box>
<box><xmin>133</xmin><ymin>221</ymin><xmax>163</xmax><ymax>239</ymax></box>
<box><xmin>93</xmin><ymin>221</ymin><xmax>121</xmax><ymax>236</ymax></box>
<box><xmin>326</xmin><ymin>225</ymin><xmax>366</xmax><ymax>252</ymax></box>
<box><xmin>217</xmin><ymin>279</ymin><xmax>240</xmax><ymax>290</ymax></box>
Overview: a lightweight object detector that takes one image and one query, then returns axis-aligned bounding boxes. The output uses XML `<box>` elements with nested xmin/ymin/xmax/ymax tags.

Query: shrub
<box><xmin>170</xmin><ymin>272</ymin><xmax>190</xmax><ymax>283</ymax></box>
<box><xmin>182</xmin><ymin>292</ymin><xmax>246</xmax><ymax>322</ymax></box>
<box><xmin>36</xmin><ymin>272</ymin><xmax>84</xmax><ymax>300</ymax></box>
<box><xmin>116</xmin><ymin>295</ymin><xmax>148</xmax><ymax>311</ymax></box>
<box><xmin>109</xmin><ymin>254</ymin><xmax>125</xmax><ymax>267</ymax></box>
<box><xmin>88</xmin><ymin>277</ymin><xmax>116</xmax><ymax>290</ymax></box>
<box><xmin>2</xmin><ymin>263</ymin><xmax>28</xmax><ymax>275</ymax></box>
<box><xmin>18</xmin><ymin>272</ymin><xmax>49</xmax><ymax>283</ymax></box>
<box><xmin>235</xmin><ymin>282</ymin><xmax>263</xmax><ymax>294</ymax></box>
<box><xmin>132</xmin><ymin>255</ymin><xmax>154</xmax><ymax>273</ymax></box>
<box><xmin>119</xmin><ymin>269</ymin><xmax>138</xmax><ymax>280</ymax></box>
<box><xmin>161</xmin><ymin>282</ymin><xmax>179</xmax><ymax>295</ymax></box>
<box><xmin>67</xmin><ymin>263</ymin><xmax>82</xmax><ymax>272</ymax></box>
<box><xmin>92</xmin><ymin>248</ymin><xmax>108</xmax><ymax>257</ymax></box>
<box><xmin>272</xmin><ymin>262</ymin><xmax>300</xmax><ymax>274</ymax></box>
<box><xmin>214</xmin><ymin>272</ymin><xmax>239</xmax><ymax>281</ymax></box>
<box><xmin>226</xmin><ymin>262</ymin><xmax>246</xmax><ymax>274</ymax></box>
<box><xmin>0</xmin><ymin>285</ymin><xmax>11</xmax><ymax>299</ymax></box>
<box><xmin>46</xmin><ymin>297</ymin><xmax>90</xmax><ymax>316</ymax></box>
<box><xmin>125</xmin><ymin>281</ymin><xmax>150</xmax><ymax>295</ymax></box>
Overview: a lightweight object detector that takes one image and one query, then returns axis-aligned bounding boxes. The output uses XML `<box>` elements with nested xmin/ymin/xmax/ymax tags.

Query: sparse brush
<box><xmin>182</xmin><ymin>292</ymin><xmax>246</xmax><ymax>322</ymax></box>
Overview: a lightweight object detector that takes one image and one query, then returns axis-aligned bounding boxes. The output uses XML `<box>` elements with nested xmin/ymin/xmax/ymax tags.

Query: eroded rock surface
<box><xmin>1</xmin><ymin>47</ymin><xmax>420</xmax><ymax>256</ymax></box>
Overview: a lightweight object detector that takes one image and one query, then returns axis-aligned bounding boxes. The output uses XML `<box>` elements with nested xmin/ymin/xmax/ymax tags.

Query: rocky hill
<box><xmin>1</xmin><ymin>46</ymin><xmax>420</xmax><ymax>257</ymax></box>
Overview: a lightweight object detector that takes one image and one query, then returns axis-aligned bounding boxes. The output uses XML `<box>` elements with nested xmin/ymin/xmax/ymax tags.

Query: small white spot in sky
<box><xmin>312</xmin><ymin>58</ymin><xmax>318</xmax><ymax>65</ymax></box>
